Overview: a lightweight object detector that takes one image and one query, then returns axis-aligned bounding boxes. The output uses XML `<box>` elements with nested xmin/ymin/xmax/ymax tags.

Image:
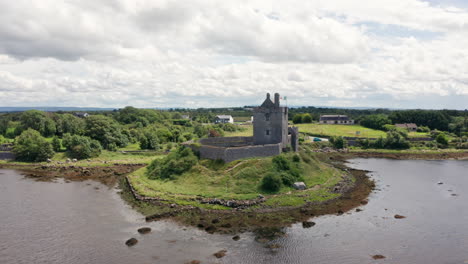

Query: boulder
<box><xmin>302</xmin><ymin>221</ymin><xmax>316</xmax><ymax>228</ymax></box>
<box><xmin>137</xmin><ymin>227</ymin><xmax>151</xmax><ymax>234</ymax></box>
<box><xmin>372</xmin><ymin>255</ymin><xmax>386</xmax><ymax>260</ymax></box>
<box><xmin>292</xmin><ymin>182</ymin><xmax>306</xmax><ymax>190</ymax></box>
<box><xmin>125</xmin><ymin>238</ymin><xmax>138</xmax><ymax>247</ymax></box>
<box><xmin>232</xmin><ymin>235</ymin><xmax>240</xmax><ymax>241</ymax></box>
<box><xmin>213</xmin><ymin>249</ymin><xmax>227</xmax><ymax>258</ymax></box>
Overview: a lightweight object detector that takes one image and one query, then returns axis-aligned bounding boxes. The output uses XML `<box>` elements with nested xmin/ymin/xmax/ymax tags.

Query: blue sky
<box><xmin>0</xmin><ymin>0</ymin><xmax>467</xmax><ymax>109</ymax></box>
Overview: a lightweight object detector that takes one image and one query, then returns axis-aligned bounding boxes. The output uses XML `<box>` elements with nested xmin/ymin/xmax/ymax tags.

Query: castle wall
<box><xmin>198</xmin><ymin>145</ymin><xmax>226</xmax><ymax>160</ymax></box>
<box><xmin>224</xmin><ymin>144</ymin><xmax>281</xmax><ymax>163</ymax></box>
<box><xmin>195</xmin><ymin>143</ymin><xmax>281</xmax><ymax>163</ymax></box>
<box><xmin>199</xmin><ymin>136</ymin><xmax>253</xmax><ymax>147</ymax></box>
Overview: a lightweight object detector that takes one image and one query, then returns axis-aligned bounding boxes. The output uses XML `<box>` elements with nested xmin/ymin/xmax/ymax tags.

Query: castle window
<box><xmin>266</xmin><ymin>129</ymin><xmax>270</xmax><ymax>135</ymax></box>
<box><xmin>265</xmin><ymin>113</ymin><xmax>270</xmax><ymax>121</ymax></box>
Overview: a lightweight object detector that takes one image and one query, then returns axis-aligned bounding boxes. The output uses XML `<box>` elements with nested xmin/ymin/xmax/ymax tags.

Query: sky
<box><xmin>0</xmin><ymin>0</ymin><xmax>467</xmax><ymax>110</ymax></box>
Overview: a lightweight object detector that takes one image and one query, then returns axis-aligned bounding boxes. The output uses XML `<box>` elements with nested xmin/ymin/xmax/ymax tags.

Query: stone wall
<box><xmin>199</xmin><ymin>136</ymin><xmax>253</xmax><ymax>147</ymax></box>
<box><xmin>224</xmin><ymin>144</ymin><xmax>281</xmax><ymax>163</ymax></box>
<box><xmin>196</xmin><ymin>143</ymin><xmax>281</xmax><ymax>163</ymax></box>
<box><xmin>0</xmin><ymin>152</ymin><xmax>15</xmax><ymax>160</ymax></box>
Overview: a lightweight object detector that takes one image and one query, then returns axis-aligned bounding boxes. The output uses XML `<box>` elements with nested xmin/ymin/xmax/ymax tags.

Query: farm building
<box><xmin>319</xmin><ymin>115</ymin><xmax>354</xmax><ymax>125</ymax></box>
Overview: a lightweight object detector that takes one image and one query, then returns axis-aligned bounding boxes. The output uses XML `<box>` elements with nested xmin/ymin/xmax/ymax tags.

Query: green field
<box><xmin>294</xmin><ymin>124</ymin><xmax>386</xmax><ymax>138</ymax></box>
<box><xmin>225</xmin><ymin>125</ymin><xmax>253</xmax><ymax>137</ymax></box>
<box><xmin>128</xmin><ymin>152</ymin><xmax>344</xmax><ymax>208</ymax></box>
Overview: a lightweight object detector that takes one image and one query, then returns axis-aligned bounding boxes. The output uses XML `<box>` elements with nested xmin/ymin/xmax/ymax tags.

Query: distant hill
<box><xmin>0</xmin><ymin>107</ymin><xmax>116</xmax><ymax>113</ymax></box>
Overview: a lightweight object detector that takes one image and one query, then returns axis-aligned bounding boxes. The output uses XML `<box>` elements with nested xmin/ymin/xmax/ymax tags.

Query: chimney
<box><xmin>274</xmin><ymin>93</ymin><xmax>280</xmax><ymax>107</ymax></box>
<box><xmin>266</xmin><ymin>93</ymin><xmax>271</xmax><ymax>100</ymax></box>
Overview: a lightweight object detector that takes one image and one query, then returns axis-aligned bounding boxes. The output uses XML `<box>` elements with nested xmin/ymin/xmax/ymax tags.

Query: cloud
<box><xmin>0</xmin><ymin>0</ymin><xmax>467</xmax><ymax>109</ymax></box>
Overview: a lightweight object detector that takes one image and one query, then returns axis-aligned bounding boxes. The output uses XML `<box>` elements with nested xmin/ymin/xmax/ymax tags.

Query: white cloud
<box><xmin>0</xmin><ymin>0</ymin><xmax>467</xmax><ymax>109</ymax></box>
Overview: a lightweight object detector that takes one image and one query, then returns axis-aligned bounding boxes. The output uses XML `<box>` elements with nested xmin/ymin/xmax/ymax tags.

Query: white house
<box><xmin>215</xmin><ymin>115</ymin><xmax>234</xmax><ymax>124</ymax></box>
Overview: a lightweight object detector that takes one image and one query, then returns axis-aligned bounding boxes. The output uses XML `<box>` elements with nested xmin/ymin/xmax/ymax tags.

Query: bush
<box><xmin>301</xmin><ymin>114</ymin><xmax>313</xmax><ymax>123</ymax></box>
<box><xmin>261</xmin><ymin>172</ymin><xmax>282</xmax><ymax>192</ymax></box>
<box><xmin>329</xmin><ymin>136</ymin><xmax>347</xmax><ymax>149</ymax></box>
<box><xmin>385</xmin><ymin>130</ymin><xmax>410</xmax><ymax>149</ymax></box>
<box><xmin>292</xmin><ymin>154</ymin><xmax>301</xmax><ymax>162</ymax></box>
<box><xmin>147</xmin><ymin>146</ymin><xmax>198</xmax><ymax>180</ymax></box>
<box><xmin>435</xmin><ymin>133</ymin><xmax>449</xmax><ymax>146</ymax></box>
<box><xmin>292</xmin><ymin>114</ymin><xmax>303</xmax><ymax>124</ymax></box>
<box><xmin>417</xmin><ymin>126</ymin><xmax>430</xmax><ymax>133</ymax></box>
<box><xmin>271</xmin><ymin>154</ymin><xmax>302</xmax><ymax>185</ymax></box>
<box><xmin>13</xmin><ymin>129</ymin><xmax>54</xmax><ymax>162</ymax></box>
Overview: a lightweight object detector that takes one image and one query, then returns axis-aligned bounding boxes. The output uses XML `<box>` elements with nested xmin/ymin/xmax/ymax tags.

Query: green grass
<box><xmin>0</xmin><ymin>150</ymin><xmax>164</xmax><ymax>167</ymax></box>
<box><xmin>118</xmin><ymin>143</ymin><xmax>141</xmax><ymax>151</ymax></box>
<box><xmin>296</xmin><ymin>123</ymin><xmax>386</xmax><ymax>138</ymax></box>
<box><xmin>127</xmin><ymin>152</ymin><xmax>347</xmax><ymax>209</ymax></box>
<box><xmin>408</xmin><ymin>132</ymin><xmax>431</xmax><ymax>138</ymax></box>
<box><xmin>225</xmin><ymin>125</ymin><xmax>253</xmax><ymax>137</ymax></box>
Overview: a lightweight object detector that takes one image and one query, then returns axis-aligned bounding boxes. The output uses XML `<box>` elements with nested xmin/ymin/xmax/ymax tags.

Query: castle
<box><xmin>189</xmin><ymin>93</ymin><xmax>298</xmax><ymax>163</ymax></box>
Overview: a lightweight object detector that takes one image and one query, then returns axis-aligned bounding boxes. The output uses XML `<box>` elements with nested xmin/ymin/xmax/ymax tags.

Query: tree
<box><xmin>13</xmin><ymin>129</ymin><xmax>54</xmax><ymax>162</ymax></box>
<box><xmin>292</xmin><ymin>114</ymin><xmax>303</xmax><ymax>124</ymax></box>
<box><xmin>63</xmin><ymin>134</ymin><xmax>102</xmax><ymax>159</ymax></box>
<box><xmin>55</xmin><ymin>114</ymin><xmax>85</xmax><ymax>136</ymax></box>
<box><xmin>85</xmin><ymin>115</ymin><xmax>128</xmax><ymax>149</ymax></box>
<box><xmin>301</xmin><ymin>113</ymin><xmax>313</xmax><ymax>123</ymax></box>
<box><xmin>139</xmin><ymin>127</ymin><xmax>159</xmax><ymax>150</ymax></box>
<box><xmin>52</xmin><ymin>136</ymin><xmax>61</xmax><ymax>152</ymax></box>
<box><xmin>18</xmin><ymin>110</ymin><xmax>57</xmax><ymax>137</ymax></box>
<box><xmin>360</xmin><ymin>114</ymin><xmax>392</xmax><ymax>130</ymax></box>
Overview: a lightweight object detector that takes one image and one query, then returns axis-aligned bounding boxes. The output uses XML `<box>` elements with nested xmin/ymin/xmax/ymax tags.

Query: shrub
<box><xmin>417</xmin><ymin>126</ymin><xmax>430</xmax><ymax>133</ymax></box>
<box><xmin>329</xmin><ymin>136</ymin><xmax>347</xmax><ymax>149</ymax></box>
<box><xmin>292</xmin><ymin>114</ymin><xmax>303</xmax><ymax>124</ymax></box>
<box><xmin>261</xmin><ymin>172</ymin><xmax>282</xmax><ymax>193</ymax></box>
<box><xmin>13</xmin><ymin>129</ymin><xmax>54</xmax><ymax>162</ymax></box>
<box><xmin>301</xmin><ymin>114</ymin><xmax>313</xmax><ymax>123</ymax></box>
<box><xmin>292</xmin><ymin>154</ymin><xmax>301</xmax><ymax>162</ymax></box>
<box><xmin>435</xmin><ymin>133</ymin><xmax>449</xmax><ymax>146</ymax></box>
<box><xmin>147</xmin><ymin>146</ymin><xmax>198</xmax><ymax>180</ymax></box>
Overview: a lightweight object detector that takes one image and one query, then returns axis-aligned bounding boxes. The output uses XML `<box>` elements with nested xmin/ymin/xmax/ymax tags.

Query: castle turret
<box><xmin>274</xmin><ymin>93</ymin><xmax>280</xmax><ymax>107</ymax></box>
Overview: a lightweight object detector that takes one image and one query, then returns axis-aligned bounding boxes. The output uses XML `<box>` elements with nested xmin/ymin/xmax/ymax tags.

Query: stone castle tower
<box><xmin>253</xmin><ymin>93</ymin><xmax>290</xmax><ymax>149</ymax></box>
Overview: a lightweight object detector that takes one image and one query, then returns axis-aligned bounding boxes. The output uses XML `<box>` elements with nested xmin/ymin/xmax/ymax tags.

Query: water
<box><xmin>1</xmin><ymin>159</ymin><xmax>468</xmax><ymax>264</ymax></box>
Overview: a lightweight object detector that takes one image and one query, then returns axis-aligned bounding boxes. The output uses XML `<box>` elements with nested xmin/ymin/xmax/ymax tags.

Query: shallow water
<box><xmin>1</xmin><ymin>159</ymin><xmax>468</xmax><ymax>264</ymax></box>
